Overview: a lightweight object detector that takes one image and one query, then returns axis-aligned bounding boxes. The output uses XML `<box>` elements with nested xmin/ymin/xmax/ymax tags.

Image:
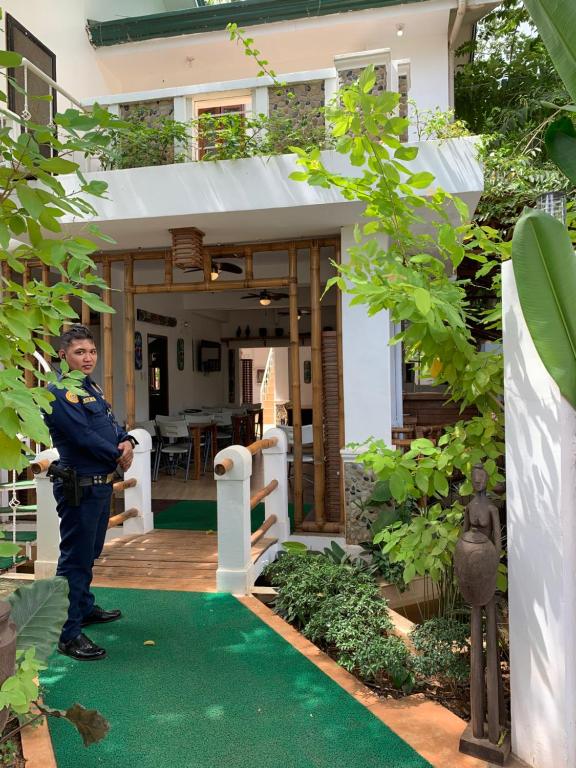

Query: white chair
<box><xmin>155</xmin><ymin>419</ymin><xmax>193</xmax><ymax>480</ymax></box>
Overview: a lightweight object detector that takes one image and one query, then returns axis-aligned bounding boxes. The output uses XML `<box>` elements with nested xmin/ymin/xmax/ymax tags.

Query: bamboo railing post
<box><xmin>102</xmin><ymin>258</ymin><xmax>113</xmax><ymax>405</ymax></box>
<box><xmin>124</xmin><ymin>257</ymin><xmax>135</xmax><ymax>429</ymax></box>
<box><xmin>244</xmin><ymin>247</ymin><xmax>253</xmax><ymax>281</ymax></box>
<box><xmin>202</xmin><ymin>248</ymin><xmax>211</xmax><ymax>284</ymax></box>
<box><xmin>310</xmin><ymin>241</ymin><xmax>325</xmax><ymax>528</ymax></box>
<box><xmin>164</xmin><ymin>253</ymin><xmax>173</xmax><ymax>286</ymax></box>
<box><xmin>288</xmin><ymin>244</ymin><xmax>303</xmax><ymax>528</ymax></box>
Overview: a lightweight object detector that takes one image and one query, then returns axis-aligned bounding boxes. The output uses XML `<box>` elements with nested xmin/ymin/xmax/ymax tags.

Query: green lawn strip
<box><xmin>154</xmin><ymin>499</ymin><xmax>302</xmax><ymax>532</ymax></box>
<box><xmin>41</xmin><ymin>588</ymin><xmax>431</xmax><ymax>768</ymax></box>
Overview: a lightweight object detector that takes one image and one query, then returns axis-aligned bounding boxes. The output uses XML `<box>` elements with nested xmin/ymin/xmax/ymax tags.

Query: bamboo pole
<box><xmin>124</xmin><ymin>257</ymin><xmax>135</xmax><ymax>429</ymax></box>
<box><xmin>251</xmin><ymin>514</ymin><xmax>278</xmax><ymax>544</ymax></box>
<box><xmin>41</xmin><ymin>266</ymin><xmax>51</xmax><ymax>359</ymax></box>
<box><xmin>246</xmin><ymin>437</ymin><xmax>278</xmax><ymax>456</ymax></box>
<box><xmin>310</xmin><ymin>240</ymin><xmax>325</xmax><ymax>528</ymax></box>
<box><xmin>102</xmin><ymin>259</ymin><xmax>113</xmax><ymax>405</ymax></box>
<box><xmin>22</xmin><ymin>265</ymin><xmax>35</xmax><ymax>388</ymax></box>
<box><xmin>249</xmin><ymin>480</ymin><xmax>278</xmax><ymax>510</ymax></box>
<box><xmin>81</xmin><ymin>298</ymin><xmax>90</xmax><ymax>326</ymax></box>
<box><xmin>214</xmin><ymin>457</ymin><xmax>234</xmax><ymax>476</ymax></box>
<box><xmin>25</xmin><ymin>238</ymin><xmax>341</xmax><ymax>269</ymax></box>
<box><xmin>244</xmin><ymin>247</ymin><xmax>253</xmax><ymax>281</ymax></box>
<box><xmin>164</xmin><ymin>254</ymin><xmax>173</xmax><ymax>285</ymax></box>
<box><xmin>335</xmin><ymin>244</ymin><xmax>346</xmax><ymax>526</ymax></box>
<box><xmin>288</xmin><ymin>243</ymin><xmax>303</xmax><ymax>529</ymax></box>
<box><xmin>108</xmin><ymin>507</ymin><xmax>138</xmax><ymax>529</ymax></box>
<box><xmin>113</xmin><ymin>477</ymin><xmax>137</xmax><ymax>493</ymax></box>
<box><xmin>202</xmin><ymin>248</ymin><xmax>212</xmax><ymax>284</ymax></box>
<box><xmin>133</xmin><ymin>277</ymin><xmax>289</xmax><ymax>295</ymax></box>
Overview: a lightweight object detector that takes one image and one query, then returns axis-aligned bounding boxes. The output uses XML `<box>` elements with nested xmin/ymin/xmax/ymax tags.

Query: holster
<box><xmin>47</xmin><ymin>463</ymin><xmax>82</xmax><ymax>506</ymax></box>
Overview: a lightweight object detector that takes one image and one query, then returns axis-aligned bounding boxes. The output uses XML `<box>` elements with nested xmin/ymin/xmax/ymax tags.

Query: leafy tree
<box><xmin>0</xmin><ymin>49</ymin><xmax>121</xmax><ymax>474</ymax></box>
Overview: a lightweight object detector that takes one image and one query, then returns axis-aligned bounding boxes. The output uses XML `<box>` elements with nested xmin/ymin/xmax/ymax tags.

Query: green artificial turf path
<box><xmin>155</xmin><ymin>499</ymin><xmax>302</xmax><ymax>532</ymax></box>
<box><xmin>42</xmin><ymin>588</ymin><xmax>431</xmax><ymax>768</ymax></box>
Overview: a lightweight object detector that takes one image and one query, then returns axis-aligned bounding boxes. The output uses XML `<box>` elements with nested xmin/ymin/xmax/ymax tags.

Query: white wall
<box><xmin>84</xmin><ymin>3</ymin><xmax>452</xmax><ymax>111</ymax></box>
<box><xmin>340</xmin><ymin>226</ymin><xmax>392</xmax><ymax>445</ymax></box>
<box><xmin>503</xmin><ymin>262</ymin><xmax>576</xmax><ymax>768</ymax></box>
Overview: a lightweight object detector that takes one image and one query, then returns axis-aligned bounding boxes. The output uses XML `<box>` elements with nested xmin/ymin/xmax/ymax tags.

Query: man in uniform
<box><xmin>44</xmin><ymin>324</ymin><xmax>138</xmax><ymax>661</ymax></box>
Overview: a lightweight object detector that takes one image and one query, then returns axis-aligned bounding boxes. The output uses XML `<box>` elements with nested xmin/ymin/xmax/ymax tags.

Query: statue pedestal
<box><xmin>460</xmin><ymin>723</ymin><xmax>511</xmax><ymax>765</ymax></box>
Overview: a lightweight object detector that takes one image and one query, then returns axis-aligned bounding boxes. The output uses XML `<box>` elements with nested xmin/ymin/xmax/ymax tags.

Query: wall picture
<box><xmin>135</xmin><ymin>331</ymin><xmax>143</xmax><ymax>370</ymax></box>
<box><xmin>256</xmin><ymin>368</ymin><xmax>265</xmax><ymax>383</ymax></box>
<box><xmin>177</xmin><ymin>337</ymin><xmax>185</xmax><ymax>371</ymax></box>
<box><xmin>303</xmin><ymin>359</ymin><xmax>311</xmax><ymax>384</ymax></box>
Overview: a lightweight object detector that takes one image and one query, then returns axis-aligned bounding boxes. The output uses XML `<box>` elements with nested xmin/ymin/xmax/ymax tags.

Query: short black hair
<box><xmin>59</xmin><ymin>324</ymin><xmax>94</xmax><ymax>351</ymax></box>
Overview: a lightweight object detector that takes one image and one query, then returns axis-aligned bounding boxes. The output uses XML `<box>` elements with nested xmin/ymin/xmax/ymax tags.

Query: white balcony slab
<box><xmin>61</xmin><ymin>138</ymin><xmax>482</xmax><ymax>248</ymax></box>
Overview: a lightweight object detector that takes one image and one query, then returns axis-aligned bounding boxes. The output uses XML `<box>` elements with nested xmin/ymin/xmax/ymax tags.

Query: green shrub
<box><xmin>272</xmin><ymin>556</ymin><xmax>375</xmax><ymax>627</ymax></box>
<box><xmin>304</xmin><ymin>584</ymin><xmax>412</xmax><ymax>689</ymax></box>
<box><xmin>410</xmin><ymin>617</ymin><xmax>470</xmax><ymax>685</ymax></box>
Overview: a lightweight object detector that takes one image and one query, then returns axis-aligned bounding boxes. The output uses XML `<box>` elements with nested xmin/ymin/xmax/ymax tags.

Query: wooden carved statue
<box><xmin>454</xmin><ymin>463</ymin><xmax>510</xmax><ymax>763</ymax></box>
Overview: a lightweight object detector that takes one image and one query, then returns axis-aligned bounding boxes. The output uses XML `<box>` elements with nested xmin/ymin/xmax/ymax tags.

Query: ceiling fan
<box><xmin>242</xmin><ymin>290</ymin><xmax>289</xmax><ymax>306</ymax></box>
<box><xmin>183</xmin><ymin>257</ymin><xmax>243</xmax><ymax>278</ymax></box>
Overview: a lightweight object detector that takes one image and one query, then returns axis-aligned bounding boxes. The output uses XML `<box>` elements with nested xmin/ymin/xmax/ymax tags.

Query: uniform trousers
<box><xmin>54</xmin><ymin>481</ymin><xmax>113</xmax><ymax>642</ymax></box>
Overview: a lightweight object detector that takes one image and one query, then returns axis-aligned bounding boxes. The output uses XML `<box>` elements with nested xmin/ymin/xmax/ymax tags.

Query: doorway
<box><xmin>148</xmin><ymin>334</ymin><xmax>169</xmax><ymax>419</ymax></box>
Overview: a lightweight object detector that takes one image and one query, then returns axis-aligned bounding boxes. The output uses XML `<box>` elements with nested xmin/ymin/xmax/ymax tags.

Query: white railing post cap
<box><xmin>129</xmin><ymin>428</ymin><xmax>152</xmax><ymax>453</ymax></box>
<box><xmin>262</xmin><ymin>427</ymin><xmax>288</xmax><ymax>454</ymax></box>
<box><xmin>214</xmin><ymin>445</ymin><xmax>252</xmax><ymax>481</ymax></box>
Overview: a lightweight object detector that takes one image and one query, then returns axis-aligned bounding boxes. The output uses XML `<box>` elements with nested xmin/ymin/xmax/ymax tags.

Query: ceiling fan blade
<box><xmin>218</xmin><ymin>262</ymin><xmax>243</xmax><ymax>274</ymax></box>
<box><xmin>270</xmin><ymin>292</ymin><xmax>289</xmax><ymax>301</ymax></box>
<box><xmin>241</xmin><ymin>293</ymin><xmax>260</xmax><ymax>299</ymax></box>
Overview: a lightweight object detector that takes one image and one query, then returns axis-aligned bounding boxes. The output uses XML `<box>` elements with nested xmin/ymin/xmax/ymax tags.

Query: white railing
<box><xmin>259</xmin><ymin>348</ymin><xmax>274</xmax><ymax>403</ymax></box>
<box><xmin>33</xmin><ymin>428</ymin><xmax>153</xmax><ymax>578</ymax></box>
<box><xmin>214</xmin><ymin>427</ymin><xmax>289</xmax><ymax>594</ymax></box>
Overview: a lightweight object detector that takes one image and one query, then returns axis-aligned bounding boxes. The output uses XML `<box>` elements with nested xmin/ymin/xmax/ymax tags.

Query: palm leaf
<box><xmin>545</xmin><ymin>116</ymin><xmax>576</xmax><ymax>185</ymax></box>
<box><xmin>512</xmin><ymin>208</ymin><xmax>576</xmax><ymax>408</ymax></box>
<box><xmin>7</xmin><ymin>577</ymin><xmax>69</xmax><ymax>663</ymax></box>
<box><xmin>523</xmin><ymin>0</ymin><xmax>576</xmax><ymax>102</ymax></box>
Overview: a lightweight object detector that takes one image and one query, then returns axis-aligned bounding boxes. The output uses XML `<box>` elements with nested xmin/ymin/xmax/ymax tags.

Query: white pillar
<box><xmin>340</xmin><ymin>226</ymin><xmax>392</xmax><ymax>445</ymax></box>
<box><xmin>262</xmin><ymin>428</ymin><xmax>290</xmax><ymax>542</ymax></box>
<box><xmin>34</xmin><ymin>448</ymin><xmax>60</xmax><ymax>579</ymax></box>
<box><xmin>122</xmin><ymin>428</ymin><xmax>153</xmax><ymax>536</ymax></box>
<box><xmin>503</xmin><ymin>261</ymin><xmax>576</xmax><ymax>768</ymax></box>
<box><xmin>215</xmin><ymin>444</ymin><xmax>253</xmax><ymax>594</ymax></box>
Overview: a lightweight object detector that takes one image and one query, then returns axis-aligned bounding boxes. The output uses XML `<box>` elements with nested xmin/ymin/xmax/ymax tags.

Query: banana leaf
<box><xmin>512</xmin><ymin>208</ymin><xmax>576</xmax><ymax>408</ymax></box>
<box><xmin>523</xmin><ymin>0</ymin><xmax>576</xmax><ymax>102</ymax></box>
<box><xmin>545</xmin><ymin>116</ymin><xmax>576</xmax><ymax>185</ymax></box>
<box><xmin>7</xmin><ymin>577</ymin><xmax>69</xmax><ymax>663</ymax></box>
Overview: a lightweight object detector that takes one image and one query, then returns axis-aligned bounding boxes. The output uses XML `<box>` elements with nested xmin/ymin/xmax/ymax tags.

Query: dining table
<box><xmin>187</xmin><ymin>421</ymin><xmax>218</xmax><ymax>481</ymax></box>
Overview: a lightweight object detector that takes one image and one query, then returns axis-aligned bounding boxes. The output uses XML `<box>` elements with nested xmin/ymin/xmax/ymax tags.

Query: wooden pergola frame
<box><xmin>39</xmin><ymin>235</ymin><xmax>343</xmax><ymax>531</ymax></box>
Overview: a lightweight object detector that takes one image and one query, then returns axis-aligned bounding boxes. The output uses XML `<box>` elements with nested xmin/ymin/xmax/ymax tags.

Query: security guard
<box><xmin>44</xmin><ymin>324</ymin><xmax>137</xmax><ymax>661</ymax></box>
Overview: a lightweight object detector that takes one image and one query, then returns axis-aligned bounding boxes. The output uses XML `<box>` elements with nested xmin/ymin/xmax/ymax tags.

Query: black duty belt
<box><xmin>77</xmin><ymin>473</ymin><xmax>116</xmax><ymax>486</ymax></box>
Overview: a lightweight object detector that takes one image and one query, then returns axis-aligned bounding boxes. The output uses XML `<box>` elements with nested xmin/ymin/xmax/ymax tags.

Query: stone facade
<box><xmin>268</xmin><ymin>80</ymin><xmax>326</xmax><ymax>132</ymax></box>
<box><xmin>338</xmin><ymin>64</ymin><xmax>387</xmax><ymax>92</ymax></box>
<box><xmin>343</xmin><ymin>459</ymin><xmax>378</xmax><ymax>544</ymax></box>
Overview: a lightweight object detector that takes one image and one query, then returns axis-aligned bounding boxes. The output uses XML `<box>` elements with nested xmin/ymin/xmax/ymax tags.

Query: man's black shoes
<box><xmin>81</xmin><ymin>605</ymin><xmax>122</xmax><ymax>627</ymax></box>
<box><xmin>58</xmin><ymin>633</ymin><xmax>107</xmax><ymax>661</ymax></box>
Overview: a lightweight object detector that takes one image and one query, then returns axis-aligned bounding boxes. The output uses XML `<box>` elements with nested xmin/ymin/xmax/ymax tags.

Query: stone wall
<box><xmin>343</xmin><ymin>459</ymin><xmax>378</xmax><ymax>544</ymax></box>
<box><xmin>337</xmin><ymin>63</ymin><xmax>387</xmax><ymax>93</ymax></box>
<box><xmin>268</xmin><ymin>80</ymin><xmax>325</xmax><ymax>133</ymax></box>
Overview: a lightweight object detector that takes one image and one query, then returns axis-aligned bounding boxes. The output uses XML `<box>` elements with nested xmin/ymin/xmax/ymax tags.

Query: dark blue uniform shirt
<box><xmin>45</xmin><ymin>377</ymin><xmax>130</xmax><ymax>475</ymax></box>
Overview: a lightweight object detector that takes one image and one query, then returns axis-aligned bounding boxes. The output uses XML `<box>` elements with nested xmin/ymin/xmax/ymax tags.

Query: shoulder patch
<box><xmin>65</xmin><ymin>391</ymin><xmax>79</xmax><ymax>404</ymax></box>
